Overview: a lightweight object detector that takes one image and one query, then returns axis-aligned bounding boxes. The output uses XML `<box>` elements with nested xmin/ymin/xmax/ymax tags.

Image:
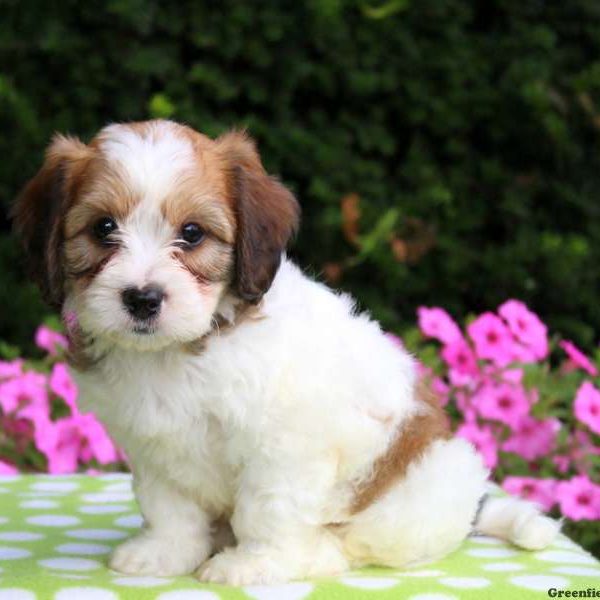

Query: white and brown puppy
<box><xmin>12</xmin><ymin>120</ymin><xmax>558</xmax><ymax>585</ymax></box>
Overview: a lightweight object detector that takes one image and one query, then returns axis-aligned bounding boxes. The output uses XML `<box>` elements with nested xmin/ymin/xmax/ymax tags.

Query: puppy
<box><xmin>12</xmin><ymin>120</ymin><xmax>559</xmax><ymax>585</ymax></box>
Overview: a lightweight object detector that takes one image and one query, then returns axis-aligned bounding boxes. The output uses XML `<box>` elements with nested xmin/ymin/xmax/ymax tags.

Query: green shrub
<box><xmin>1</xmin><ymin>0</ymin><xmax>600</xmax><ymax>354</ymax></box>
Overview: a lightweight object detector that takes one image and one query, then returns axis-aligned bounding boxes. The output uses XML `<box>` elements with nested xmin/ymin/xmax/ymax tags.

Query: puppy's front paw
<box><xmin>110</xmin><ymin>533</ymin><xmax>210</xmax><ymax>576</ymax></box>
<box><xmin>197</xmin><ymin>547</ymin><xmax>288</xmax><ymax>585</ymax></box>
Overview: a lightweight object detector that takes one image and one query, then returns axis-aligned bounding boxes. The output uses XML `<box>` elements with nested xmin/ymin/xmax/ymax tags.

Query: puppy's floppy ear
<box><xmin>218</xmin><ymin>131</ymin><xmax>300</xmax><ymax>304</ymax></box>
<box><xmin>11</xmin><ymin>134</ymin><xmax>92</xmax><ymax>308</ymax></box>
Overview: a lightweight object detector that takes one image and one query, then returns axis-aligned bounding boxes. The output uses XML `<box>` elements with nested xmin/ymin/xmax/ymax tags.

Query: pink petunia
<box><xmin>553</xmin><ymin>455</ymin><xmax>571</xmax><ymax>474</ymax></box>
<box><xmin>573</xmin><ymin>381</ymin><xmax>600</xmax><ymax>435</ymax></box>
<box><xmin>467</xmin><ymin>312</ymin><xmax>515</xmax><ymax>366</ymax></box>
<box><xmin>49</xmin><ymin>363</ymin><xmax>79</xmax><ymax>414</ymax></box>
<box><xmin>441</xmin><ymin>339</ymin><xmax>478</xmax><ymax>375</ymax></box>
<box><xmin>556</xmin><ymin>475</ymin><xmax>600</xmax><ymax>521</ymax></box>
<box><xmin>0</xmin><ymin>372</ymin><xmax>48</xmax><ymax>415</ymax></box>
<box><xmin>417</xmin><ymin>307</ymin><xmax>462</xmax><ymax>345</ymax></box>
<box><xmin>503</xmin><ymin>476</ymin><xmax>557</xmax><ymax>512</ymax></box>
<box><xmin>559</xmin><ymin>340</ymin><xmax>599</xmax><ymax>377</ymax></box>
<box><xmin>0</xmin><ymin>359</ymin><xmax>23</xmax><ymax>380</ymax></box>
<box><xmin>498</xmin><ymin>300</ymin><xmax>549</xmax><ymax>360</ymax></box>
<box><xmin>75</xmin><ymin>413</ymin><xmax>119</xmax><ymax>465</ymax></box>
<box><xmin>34</xmin><ymin>325</ymin><xmax>68</xmax><ymax>356</ymax></box>
<box><xmin>0</xmin><ymin>459</ymin><xmax>18</xmax><ymax>475</ymax></box>
<box><xmin>472</xmin><ymin>381</ymin><xmax>530</xmax><ymax>427</ymax></box>
<box><xmin>502</xmin><ymin>416</ymin><xmax>560</xmax><ymax>460</ymax></box>
<box><xmin>456</xmin><ymin>421</ymin><xmax>498</xmax><ymax>468</ymax></box>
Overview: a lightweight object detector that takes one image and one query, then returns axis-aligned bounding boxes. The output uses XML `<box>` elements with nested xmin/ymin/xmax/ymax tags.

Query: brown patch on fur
<box><xmin>11</xmin><ymin>135</ymin><xmax>94</xmax><ymax>307</ymax></box>
<box><xmin>350</xmin><ymin>380</ymin><xmax>452</xmax><ymax>515</ymax></box>
<box><xmin>216</xmin><ymin>131</ymin><xmax>300</xmax><ymax>304</ymax></box>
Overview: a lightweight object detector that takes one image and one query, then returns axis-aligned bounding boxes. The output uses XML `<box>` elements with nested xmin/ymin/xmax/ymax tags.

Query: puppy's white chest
<box><xmin>76</xmin><ymin>349</ymin><xmax>236</xmax><ymax>514</ymax></box>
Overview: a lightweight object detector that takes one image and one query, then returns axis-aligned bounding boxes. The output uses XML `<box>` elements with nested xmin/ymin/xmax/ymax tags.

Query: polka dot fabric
<box><xmin>0</xmin><ymin>475</ymin><xmax>598</xmax><ymax>599</ymax></box>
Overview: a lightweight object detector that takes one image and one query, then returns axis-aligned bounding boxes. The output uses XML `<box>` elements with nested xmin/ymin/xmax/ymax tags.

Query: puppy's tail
<box><xmin>473</xmin><ymin>495</ymin><xmax>560</xmax><ymax>550</ymax></box>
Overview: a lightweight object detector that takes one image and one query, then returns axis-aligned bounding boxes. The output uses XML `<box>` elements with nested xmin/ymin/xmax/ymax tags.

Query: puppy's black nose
<box><xmin>121</xmin><ymin>285</ymin><xmax>164</xmax><ymax>320</ymax></box>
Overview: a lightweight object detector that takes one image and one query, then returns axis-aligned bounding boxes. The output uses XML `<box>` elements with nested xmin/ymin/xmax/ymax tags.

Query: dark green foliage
<box><xmin>2</xmin><ymin>0</ymin><xmax>600</xmax><ymax>354</ymax></box>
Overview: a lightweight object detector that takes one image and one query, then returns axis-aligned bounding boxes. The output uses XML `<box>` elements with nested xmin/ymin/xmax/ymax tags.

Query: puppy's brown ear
<box><xmin>11</xmin><ymin>135</ymin><xmax>92</xmax><ymax>308</ymax></box>
<box><xmin>218</xmin><ymin>131</ymin><xmax>300</xmax><ymax>304</ymax></box>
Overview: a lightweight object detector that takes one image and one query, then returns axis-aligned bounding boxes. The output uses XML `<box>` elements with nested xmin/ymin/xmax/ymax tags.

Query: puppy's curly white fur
<box><xmin>12</xmin><ymin>120</ymin><xmax>559</xmax><ymax>585</ymax></box>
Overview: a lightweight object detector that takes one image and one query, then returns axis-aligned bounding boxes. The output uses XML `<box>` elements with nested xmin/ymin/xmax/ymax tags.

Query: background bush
<box><xmin>2</xmin><ymin>0</ymin><xmax>600</xmax><ymax>353</ymax></box>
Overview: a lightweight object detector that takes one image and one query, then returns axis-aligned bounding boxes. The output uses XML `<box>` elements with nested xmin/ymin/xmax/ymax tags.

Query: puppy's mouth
<box><xmin>132</xmin><ymin>322</ymin><xmax>157</xmax><ymax>335</ymax></box>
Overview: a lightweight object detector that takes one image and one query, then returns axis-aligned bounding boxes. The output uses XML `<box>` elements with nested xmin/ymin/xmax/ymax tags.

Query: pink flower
<box><xmin>49</xmin><ymin>363</ymin><xmax>79</xmax><ymax>414</ymax></box>
<box><xmin>34</xmin><ymin>325</ymin><xmax>68</xmax><ymax>356</ymax></box>
<box><xmin>467</xmin><ymin>313</ymin><xmax>514</xmax><ymax>366</ymax></box>
<box><xmin>441</xmin><ymin>339</ymin><xmax>478</xmax><ymax>375</ymax></box>
<box><xmin>573</xmin><ymin>381</ymin><xmax>600</xmax><ymax>435</ymax></box>
<box><xmin>472</xmin><ymin>381</ymin><xmax>530</xmax><ymax>426</ymax></box>
<box><xmin>417</xmin><ymin>307</ymin><xmax>462</xmax><ymax>345</ymax></box>
<box><xmin>503</xmin><ymin>476</ymin><xmax>557</xmax><ymax>512</ymax></box>
<box><xmin>559</xmin><ymin>340</ymin><xmax>599</xmax><ymax>377</ymax></box>
<box><xmin>0</xmin><ymin>359</ymin><xmax>23</xmax><ymax>380</ymax></box>
<box><xmin>430</xmin><ymin>376</ymin><xmax>450</xmax><ymax>407</ymax></box>
<box><xmin>553</xmin><ymin>455</ymin><xmax>571</xmax><ymax>474</ymax></box>
<box><xmin>37</xmin><ymin>418</ymin><xmax>81</xmax><ymax>474</ymax></box>
<box><xmin>498</xmin><ymin>300</ymin><xmax>549</xmax><ymax>360</ymax></box>
<box><xmin>0</xmin><ymin>460</ymin><xmax>18</xmax><ymax>475</ymax></box>
<box><xmin>502</xmin><ymin>416</ymin><xmax>560</xmax><ymax>460</ymax></box>
<box><xmin>556</xmin><ymin>475</ymin><xmax>600</xmax><ymax>521</ymax></box>
<box><xmin>0</xmin><ymin>372</ymin><xmax>48</xmax><ymax>414</ymax></box>
<box><xmin>456</xmin><ymin>421</ymin><xmax>498</xmax><ymax>468</ymax></box>
<box><xmin>76</xmin><ymin>414</ymin><xmax>118</xmax><ymax>465</ymax></box>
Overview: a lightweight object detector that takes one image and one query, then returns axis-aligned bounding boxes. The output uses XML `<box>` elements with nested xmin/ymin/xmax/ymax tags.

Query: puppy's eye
<box><xmin>92</xmin><ymin>217</ymin><xmax>118</xmax><ymax>242</ymax></box>
<box><xmin>180</xmin><ymin>222</ymin><xmax>205</xmax><ymax>246</ymax></box>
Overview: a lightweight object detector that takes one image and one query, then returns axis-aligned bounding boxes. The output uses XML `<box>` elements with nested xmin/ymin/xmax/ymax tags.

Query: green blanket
<box><xmin>0</xmin><ymin>474</ymin><xmax>598</xmax><ymax>599</ymax></box>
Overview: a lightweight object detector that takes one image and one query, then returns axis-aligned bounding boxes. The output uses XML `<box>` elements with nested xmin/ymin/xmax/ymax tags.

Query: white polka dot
<box><xmin>535</xmin><ymin>550</ymin><xmax>597</xmax><ymax>565</ymax></box>
<box><xmin>82</xmin><ymin>492</ymin><xmax>134</xmax><ymax>503</ymax></box>
<box><xmin>0</xmin><ymin>531</ymin><xmax>44</xmax><ymax>542</ymax></box>
<box><xmin>112</xmin><ymin>576</ymin><xmax>170</xmax><ymax>587</ymax></box>
<box><xmin>407</xmin><ymin>594</ymin><xmax>458</xmax><ymax>600</ymax></box>
<box><xmin>39</xmin><ymin>557</ymin><xmax>102</xmax><ymax>571</ymax></box>
<box><xmin>27</xmin><ymin>515</ymin><xmax>80</xmax><ymax>527</ymax></box>
<box><xmin>468</xmin><ymin>535</ymin><xmax>503</xmax><ymax>545</ymax></box>
<box><xmin>439</xmin><ymin>577</ymin><xmax>491</xmax><ymax>589</ymax></box>
<box><xmin>243</xmin><ymin>583</ymin><xmax>315</xmax><ymax>600</ymax></box>
<box><xmin>0</xmin><ymin>546</ymin><xmax>32</xmax><ymax>560</ymax></box>
<box><xmin>21</xmin><ymin>499</ymin><xmax>59</xmax><ymax>509</ymax></box>
<box><xmin>114</xmin><ymin>514</ymin><xmax>143</xmax><ymax>528</ymax></box>
<box><xmin>399</xmin><ymin>569</ymin><xmax>445</xmax><ymax>577</ymax></box>
<box><xmin>482</xmin><ymin>562</ymin><xmax>525</xmax><ymax>572</ymax></box>
<box><xmin>340</xmin><ymin>577</ymin><xmax>399</xmax><ymax>589</ymax></box>
<box><xmin>466</xmin><ymin>548</ymin><xmax>517</xmax><ymax>558</ymax></box>
<box><xmin>552</xmin><ymin>566</ymin><xmax>600</xmax><ymax>577</ymax></box>
<box><xmin>55</xmin><ymin>588</ymin><xmax>118</xmax><ymax>600</ymax></box>
<box><xmin>79</xmin><ymin>504</ymin><xmax>129</xmax><ymax>515</ymax></box>
<box><xmin>0</xmin><ymin>517</ymin><xmax>8</xmax><ymax>525</ymax></box>
<box><xmin>0</xmin><ymin>475</ymin><xmax>21</xmax><ymax>482</ymax></box>
<box><xmin>65</xmin><ymin>529</ymin><xmax>128</xmax><ymax>540</ymax></box>
<box><xmin>56</xmin><ymin>543</ymin><xmax>112</xmax><ymax>555</ymax></box>
<box><xmin>0</xmin><ymin>590</ymin><xmax>35</xmax><ymax>600</ymax></box>
<box><xmin>19</xmin><ymin>491</ymin><xmax>65</xmax><ymax>498</ymax></box>
<box><xmin>50</xmin><ymin>574</ymin><xmax>91</xmax><ymax>580</ymax></box>
<box><xmin>0</xmin><ymin>487</ymin><xmax>8</xmax><ymax>494</ymax></box>
<box><xmin>510</xmin><ymin>575</ymin><xmax>570</xmax><ymax>591</ymax></box>
<box><xmin>157</xmin><ymin>592</ymin><xmax>220</xmax><ymax>600</ymax></box>
<box><xmin>97</xmin><ymin>473</ymin><xmax>131</xmax><ymax>481</ymax></box>
<box><xmin>31</xmin><ymin>481</ymin><xmax>79</xmax><ymax>492</ymax></box>
<box><xmin>102</xmin><ymin>481</ymin><xmax>132</xmax><ymax>493</ymax></box>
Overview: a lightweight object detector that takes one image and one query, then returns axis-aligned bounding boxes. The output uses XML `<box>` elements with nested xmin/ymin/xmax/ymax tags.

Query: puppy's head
<box><xmin>12</xmin><ymin>120</ymin><xmax>299</xmax><ymax>352</ymax></box>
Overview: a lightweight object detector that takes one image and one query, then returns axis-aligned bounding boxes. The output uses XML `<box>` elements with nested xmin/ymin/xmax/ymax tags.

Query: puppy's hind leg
<box><xmin>337</xmin><ymin>438</ymin><xmax>489</xmax><ymax>569</ymax></box>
